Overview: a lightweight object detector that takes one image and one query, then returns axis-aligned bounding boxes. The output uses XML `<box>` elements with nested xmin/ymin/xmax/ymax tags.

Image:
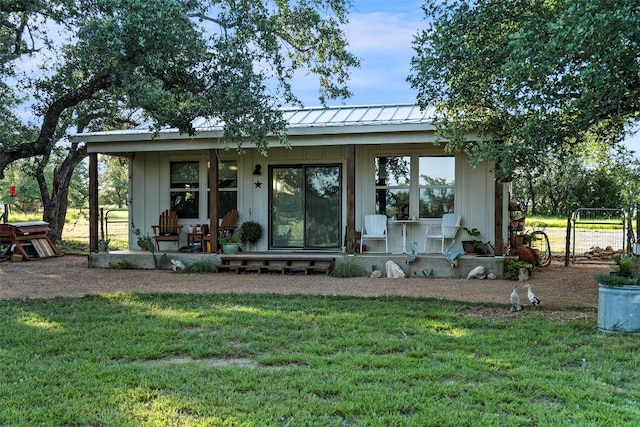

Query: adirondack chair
<box><xmin>424</xmin><ymin>213</ymin><xmax>461</xmax><ymax>253</ymax></box>
<box><xmin>360</xmin><ymin>214</ymin><xmax>389</xmax><ymax>253</ymax></box>
<box><xmin>202</xmin><ymin>209</ymin><xmax>239</xmax><ymax>252</ymax></box>
<box><xmin>151</xmin><ymin>210</ymin><xmax>183</xmax><ymax>250</ymax></box>
<box><xmin>219</xmin><ymin>209</ymin><xmax>239</xmax><ymax>235</ymax></box>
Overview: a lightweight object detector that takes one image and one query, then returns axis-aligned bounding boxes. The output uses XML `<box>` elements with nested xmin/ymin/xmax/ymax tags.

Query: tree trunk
<box><xmin>37</xmin><ymin>147</ymin><xmax>87</xmax><ymax>243</ymax></box>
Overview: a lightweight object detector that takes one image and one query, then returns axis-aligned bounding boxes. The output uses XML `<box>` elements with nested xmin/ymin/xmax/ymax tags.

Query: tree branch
<box><xmin>0</xmin><ymin>73</ymin><xmax>114</xmax><ymax>179</ymax></box>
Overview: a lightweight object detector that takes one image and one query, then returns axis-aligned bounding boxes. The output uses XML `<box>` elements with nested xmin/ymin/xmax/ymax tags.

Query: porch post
<box><xmin>346</xmin><ymin>144</ymin><xmax>356</xmax><ymax>253</ymax></box>
<box><xmin>494</xmin><ymin>176</ymin><xmax>504</xmax><ymax>256</ymax></box>
<box><xmin>89</xmin><ymin>152</ymin><xmax>99</xmax><ymax>252</ymax></box>
<box><xmin>209</xmin><ymin>149</ymin><xmax>219</xmax><ymax>253</ymax></box>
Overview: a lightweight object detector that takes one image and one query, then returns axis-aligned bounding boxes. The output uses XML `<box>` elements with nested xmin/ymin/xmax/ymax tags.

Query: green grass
<box><xmin>0</xmin><ymin>294</ymin><xmax>638</xmax><ymax>426</ymax></box>
<box><xmin>527</xmin><ymin>215</ymin><xmax>625</xmax><ymax>230</ymax></box>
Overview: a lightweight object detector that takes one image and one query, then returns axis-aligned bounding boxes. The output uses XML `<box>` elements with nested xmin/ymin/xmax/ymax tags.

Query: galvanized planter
<box><xmin>598</xmin><ymin>284</ymin><xmax>640</xmax><ymax>333</ymax></box>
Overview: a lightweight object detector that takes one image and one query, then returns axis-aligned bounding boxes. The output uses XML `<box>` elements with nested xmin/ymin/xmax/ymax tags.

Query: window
<box><xmin>170</xmin><ymin>161</ymin><xmax>199</xmax><ymax>218</ymax></box>
<box><xmin>208</xmin><ymin>160</ymin><xmax>238</xmax><ymax>218</ymax></box>
<box><xmin>419</xmin><ymin>156</ymin><xmax>455</xmax><ymax>218</ymax></box>
<box><xmin>375</xmin><ymin>156</ymin><xmax>411</xmax><ymax>219</ymax></box>
<box><xmin>373</xmin><ymin>154</ymin><xmax>455</xmax><ymax>220</ymax></box>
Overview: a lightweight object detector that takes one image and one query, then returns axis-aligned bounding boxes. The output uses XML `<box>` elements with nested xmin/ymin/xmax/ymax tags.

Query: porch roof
<box><xmin>74</xmin><ymin>104</ymin><xmax>440</xmax><ymax>153</ymax></box>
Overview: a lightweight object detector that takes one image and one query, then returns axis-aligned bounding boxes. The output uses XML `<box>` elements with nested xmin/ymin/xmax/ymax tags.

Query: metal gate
<box><xmin>101</xmin><ymin>208</ymin><xmax>129</xmax><ymax>240</ymax></box>
<box><xmin>571</xmin><ymin>208</ymin><xmax>625</xmax><ymax>264</ymax></box>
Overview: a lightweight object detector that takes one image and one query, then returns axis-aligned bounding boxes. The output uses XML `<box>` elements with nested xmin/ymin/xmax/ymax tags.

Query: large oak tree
<box><xmin>408</xmin><ymin>0</ymin><xmax>640</xmax><ymax>182</ymax></box>
<box><xmin>0</xmin><ymin>0</ymin><xmax>358</xmax><ymax>241</ymax></box>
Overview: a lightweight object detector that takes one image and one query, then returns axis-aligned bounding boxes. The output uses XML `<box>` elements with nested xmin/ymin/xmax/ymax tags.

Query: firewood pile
<box><xmin>582</xmin><ymin>246</ymin><xmax>621</xmax><ymax>261</ymax></box>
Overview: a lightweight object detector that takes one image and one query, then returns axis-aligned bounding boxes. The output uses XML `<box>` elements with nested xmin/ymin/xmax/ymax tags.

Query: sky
<box><xmin>291</xmin><ymin>0</ymin><xmax>425</xmax><ymax>107</ymax></box>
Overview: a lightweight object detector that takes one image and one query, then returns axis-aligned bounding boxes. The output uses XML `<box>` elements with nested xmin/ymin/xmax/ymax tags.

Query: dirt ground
<box><xmin>0</xmin><ymin>256</ymin><xmax>610</xmax><ymax>320</ymax></box>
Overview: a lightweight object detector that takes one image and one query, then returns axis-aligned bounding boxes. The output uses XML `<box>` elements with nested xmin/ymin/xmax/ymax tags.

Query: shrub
<box><xmin>238</xmin><ymin>221</ymin><xmax>263</xmax><ymax>245</ymax></box>
<box><xmin>110</xmin><ymin>259</ymin><xmax>138</xmax><ymax>269</ymax></box>
<box><xmin>178</xmin><ymin>260</ymin><xmax>217</xmax><ymax>274</ymax></box>
<box><xmin>596</xmin><ymin>254</ymin><xmax>640</xmax><ymax>286</ymax></box>
<box><xmin>331</xmin><ymin>256</ymin><xmax>368</xmax><ymax>278</ymax></box>
<box><xmin>503</xmin><ymin>258</ymin><xmax>531</xmax><ymax>280</ymax></box>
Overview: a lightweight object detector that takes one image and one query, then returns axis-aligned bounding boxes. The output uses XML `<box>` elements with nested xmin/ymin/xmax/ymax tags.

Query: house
<box><xmin>75</xmin><ymin>103</ymin><xmax>507</xmax><ymax>259</ymax></box>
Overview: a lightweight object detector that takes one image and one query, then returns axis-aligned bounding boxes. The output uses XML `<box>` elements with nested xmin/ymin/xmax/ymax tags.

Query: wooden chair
<box><xmin>219</xmin><ymin>209</ymin><xmax>239</xmax><ymax>235</ymax></box>
<box><xmin>151</xmin><ymin>210</ymin><xmax>183</xmax><ymax>250</ymax></box>
<box><xmin>202</xmin><ymin>209</ymin><xmax>239</xmax><ymax>252</ymax></box>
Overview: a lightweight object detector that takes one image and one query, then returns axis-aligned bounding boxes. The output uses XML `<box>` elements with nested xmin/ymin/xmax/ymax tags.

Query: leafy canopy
<box><xmin>409</xmin><ymin>0</ymin><xmax>640</xmax><ymax>181</ymax></box>
<box><xmin>0</xmin><ymin>0</ymin><xmax>358</xmax><ymax>240</ymax></box>
<box><xmin>0</xmin><ymin>0</ymin><xmax>359</xmax><ymax>174</ymax></box>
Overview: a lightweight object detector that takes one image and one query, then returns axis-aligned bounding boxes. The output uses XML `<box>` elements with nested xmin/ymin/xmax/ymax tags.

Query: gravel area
<box><xmin>0</xmin><ymin>256</ymin><xmax>609</xmax><ymax>315</ymax></box>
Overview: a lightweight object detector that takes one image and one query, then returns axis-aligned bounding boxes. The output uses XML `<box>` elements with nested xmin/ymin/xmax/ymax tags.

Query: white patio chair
<box><xmin>360</xmin><ymin>214</ymin><xmax>389</xmax><ymax>253</ymax></box>
<box><xmin>424</xmin><ymin>213</ymin><xmax>462</xmax><ymax>253</ymax></box>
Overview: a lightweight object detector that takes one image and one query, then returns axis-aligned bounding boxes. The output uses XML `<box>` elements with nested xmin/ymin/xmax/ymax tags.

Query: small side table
<box><xmin>187</xmin><ymin>230</ymin><xmax>204</xmax><ymax>251</ymax></box>
<box><xmin>389</xmin><ymin>220</ymin><xmax>419</xmax><ymax>254</ymax></box>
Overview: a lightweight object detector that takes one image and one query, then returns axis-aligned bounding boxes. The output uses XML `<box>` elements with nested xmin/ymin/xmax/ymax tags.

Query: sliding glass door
<box><xmin>270</xmin><ymin>165</ymin><xmax>341</xmax><ymax>249</ymax></box>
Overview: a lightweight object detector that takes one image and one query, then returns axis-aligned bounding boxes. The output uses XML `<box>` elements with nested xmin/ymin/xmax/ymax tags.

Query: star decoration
<box><xmin>254</xmin><ymin>180</ymin><xmax>262</xmax><ymax>188</ymax></box>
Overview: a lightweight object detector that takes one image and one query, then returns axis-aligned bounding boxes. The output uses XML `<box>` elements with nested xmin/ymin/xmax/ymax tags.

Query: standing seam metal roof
<box><xmin>145</xmin><ymin>104</ymin><xmax>434</xmax><ymax>133</ymax></box>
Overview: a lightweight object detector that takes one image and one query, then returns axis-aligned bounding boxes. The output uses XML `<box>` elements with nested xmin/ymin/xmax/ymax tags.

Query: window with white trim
<box><xmin>418</xmin><ymin>156</ymin><xmax>455</xmax><ymax>217</ymax></box>
<box><xmin>374</xmin><ymin>155</ymin><xmax>455</xmax><ymax>219</ymax></box>
<box><xmin>170</xmin><ymin>161</ymin><xmax>199</xmax><ymax>218</ymax></box>
<box><xmin>375</xmin><ymin>156</ymin><xmax>411</xmax><ymax>219</ymax></box>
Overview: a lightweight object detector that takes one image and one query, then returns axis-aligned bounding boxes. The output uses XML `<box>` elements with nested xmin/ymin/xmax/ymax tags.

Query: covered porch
<box><xmin>76</xmin><ymin>104</ymin><xmax>508</xmax><ymax>265</ymax></box>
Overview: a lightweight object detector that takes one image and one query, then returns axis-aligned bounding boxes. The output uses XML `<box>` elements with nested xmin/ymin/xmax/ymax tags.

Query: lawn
<box><xmin>0</xmin><ymin>293</ymin><xmax>638</xmax><ymax>426</ymax></box>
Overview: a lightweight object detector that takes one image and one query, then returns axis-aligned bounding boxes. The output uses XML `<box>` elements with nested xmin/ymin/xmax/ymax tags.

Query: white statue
<box><xmin>385</xmin><ymin>260</ymin><xmax>406</xmax><ymax>279</ymax></box>
<box><xmin>466</xmin><ymin>265</ymin><xmax>486</xmax><ymax>279</ymax></box>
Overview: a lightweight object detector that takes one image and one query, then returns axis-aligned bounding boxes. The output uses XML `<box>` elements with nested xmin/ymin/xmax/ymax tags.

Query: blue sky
<box><xmin>292</xmin><ymin>0</ymin><xmax>425</xmax><ymax>107</ymax></box>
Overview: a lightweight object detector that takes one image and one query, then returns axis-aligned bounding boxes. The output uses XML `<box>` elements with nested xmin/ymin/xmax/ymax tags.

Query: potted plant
<box><xmin>238</xmin><ymin>220</ymin><xmax>263</xmax><ymax>250</ymax></box>
<box><xmin>219</xmin><ymin>230</ymin><xmax>242</xmax><ymax>254</ymax></box>
<box><xmin>137</xmin><ymin>235</ymin><xmax>154</xmax><ymax>251</ymax></box>
<box><xmin>595</xmin><ymin>254</ymin><xmax>640</xmax><ymax>333</ymax></box>
<box><xmin>462</xmin><ymin>227</ymin><xmax>481</xmax><ymax>253</ymax></box>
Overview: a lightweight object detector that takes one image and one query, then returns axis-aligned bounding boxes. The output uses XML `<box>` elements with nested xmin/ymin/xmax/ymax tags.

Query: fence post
<box><xmin>564</xmin><ymin>210</ymin><xmax>572</xmax><ymax>266</ymax></box>
<box><xmin>99</xmin><ymin>208</ymin><xmax>105</xmax><ymax>241</ymax></box>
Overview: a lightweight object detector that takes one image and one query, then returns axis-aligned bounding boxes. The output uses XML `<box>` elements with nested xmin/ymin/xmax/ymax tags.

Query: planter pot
<box><xmin>222</xmin><ymin>243</ymin><xmax>240</xmax><ymax>254</ymax></box>
<box><xmin>598</xmin><ymin>284</ymin><xmax>640</xmax><ymax>333</ymax></box>
<box><xmin>462</xmin><ymin>241</ymin><xmax>476</xmax><ymax>253</ymax></box>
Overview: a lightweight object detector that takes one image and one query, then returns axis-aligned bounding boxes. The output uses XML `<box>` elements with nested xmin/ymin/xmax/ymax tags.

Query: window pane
<box><xmin>218</xmin><ymin>192</ymin><xmax>237</xmax><ymax>219</ymax></box>
<box><xmin>376</xmin><ymin>188</ymin><xmax>410</xmax><ymax>219</ymax></box>
<box><xmin>419</xmin><ymin>156</ymin><xmax>454</xmax><ymax>185</ymax></box>
<box><xmin>170</xmin><ymin>162</ymin><xmax>199</xmax><ymax>189</ymax></box>
<box><xmin>419</xmin><ymin>156</ymin><xmax>455</xmax><ymax>218</ymax></box>
<box><xmin>375</xmin><ymin>156</ymin><xmax>410</xmax><ymax>186</ymax></box>
<box><xmin>419</xmin><ymin>187</ymin><xmax>454</xmax><ymax>217</ymax></box>
<box><xmin>218</xmin><ymin>160</ymin><xmax>238</xmax><ymax>188</ymax></box>
<box><xmin>171</xmin><ymin>191</ymin><xmax>199</xmax><ymax>218</ymax></box>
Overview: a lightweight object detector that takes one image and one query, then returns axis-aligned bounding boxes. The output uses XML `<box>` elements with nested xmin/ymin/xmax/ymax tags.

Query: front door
<box><xmin>270</xmin><ymin>165</ymin><xmax>341</xmax><ymax>249</ymax></box>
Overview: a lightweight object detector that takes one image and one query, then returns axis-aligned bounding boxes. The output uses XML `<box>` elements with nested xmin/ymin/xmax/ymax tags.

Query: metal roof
<box><xmin>133</xmin><ymin>103</ymin><xmax>434</xmax><ymax>133</ymax></box>
<box><xmin>73</xmin><ymin>104</ymin><xmax>438</xmax><ymax>151</ymax></box>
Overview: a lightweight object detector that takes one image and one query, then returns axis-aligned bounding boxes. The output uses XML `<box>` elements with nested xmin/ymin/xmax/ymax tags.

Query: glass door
<box><xmin>270</xmin><ymin>165</ymin><xmax>341</xmax><ymax>249</ymax></box>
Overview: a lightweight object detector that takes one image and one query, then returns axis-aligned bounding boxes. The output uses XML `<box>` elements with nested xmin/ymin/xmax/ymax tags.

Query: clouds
<box><xmin>290</xmin><ymin>4</ymin><xmax>426</xmax><ymax>106</ymax></box>
<box><xmin>344</xmin><ymin>12</ymin><xmax>419</xmax><ymax>53</ymax></box>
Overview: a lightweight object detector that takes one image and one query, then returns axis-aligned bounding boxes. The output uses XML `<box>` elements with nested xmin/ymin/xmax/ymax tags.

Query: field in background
<box><xmin>6</xmin><ymin>210</ymin><xmax>628</xmax><ymax>256</ymax></box>
<box><xmin>9</xmin><ymin>207</ymin><xmax>129</xmax><ymax>253</ymax></box>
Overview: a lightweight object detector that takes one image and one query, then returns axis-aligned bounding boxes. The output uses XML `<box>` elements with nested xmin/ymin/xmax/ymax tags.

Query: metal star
<box><xmin>254</xmin><ymin>180</ymin><xmax>262</xmax><ymax>188</ymax></box>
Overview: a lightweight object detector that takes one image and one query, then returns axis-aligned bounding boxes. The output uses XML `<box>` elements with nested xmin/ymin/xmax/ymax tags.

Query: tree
<box><xmin>408</xmin><ymin>0</ymin><xmax>640</xmax><ymax>182</ymax></box>
<box><xmin>0</xmin><ymin>0</ymin><xmax>358</xmax><ymax>241</ymax></box>
<box><xmin>99</xmin><ymin>156</ymin><xmax>128</xmax><ymax>208</ymax></box>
